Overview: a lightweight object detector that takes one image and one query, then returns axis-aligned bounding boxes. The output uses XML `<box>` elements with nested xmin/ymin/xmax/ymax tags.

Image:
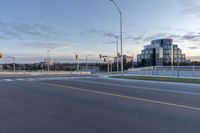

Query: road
<box><xmin>0</xmin><ymin>75</ymin><xmax>200</xmax><ymax>133</ymax></box>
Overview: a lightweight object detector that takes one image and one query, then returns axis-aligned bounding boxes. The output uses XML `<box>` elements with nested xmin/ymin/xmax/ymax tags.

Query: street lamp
<box><xmin>108</xmin><ymin>33</ymin><xmax>119</xmax><ymax>72</ymax></box>
<box><xmin>110</xmin><ymin>0</ymin><xmax>123</xmax><ymax>74</ymax></box>
<box><xmin>47</xmin><ymin>47</ymin><xmax>55</xmax><ymax>72</ymax></box>
<box><xmin>85</xmin><ymin>54</ymin><xmax>92</xmax><ymax>71</ymax></box>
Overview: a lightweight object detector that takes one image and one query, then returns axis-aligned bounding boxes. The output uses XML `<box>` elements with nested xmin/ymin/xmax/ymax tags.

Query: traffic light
<box><xmin>104</xmin><ymin>58</ymin><xmax>106</xmax><ymax>62</ymax></box>
<box><xmin>75</xmin><ymin>54</ymin><xmax>78</xmax><ymax>60</ymax></box>
<box><xmin>0</xmin><ymin>53</ymin><xmax>3</xmax><ymax>58</ymax></box>
<box><xmin>99</xmin><ymin>54</ymin><xmax>102</xmax><ymax>59</ymax></box>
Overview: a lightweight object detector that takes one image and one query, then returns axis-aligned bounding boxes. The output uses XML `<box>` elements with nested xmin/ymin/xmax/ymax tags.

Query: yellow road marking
<box><xmin>36</xmin><ymin>81</ymin><xmax>200</xmax><ymax>111</ymax></box>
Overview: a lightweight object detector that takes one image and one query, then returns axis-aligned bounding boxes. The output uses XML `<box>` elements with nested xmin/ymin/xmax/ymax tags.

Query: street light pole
<box><xmin>110</xmin><ymin>0</ymin><xmax>123</xmax><ymax>75</ymax></box>
<box><xmin>75</xmin><ymin>53</ymin><xmax>80</xmax><ymax>72</ymax></box>
<box><xmin>108</xmin><ymin>34</ymin><xmax>119</xmax><ymax>72</ymax></box>
<box><xmin>12</xmin><ymin>57</ymin><xmax>15</xmax><ymax>72</ymax></box>
<box><xmin>85</xmin><ymin>54</ymin><xmax>92</xmax><ymax>71</ymax></box>
<box><xmin>131</xmin><ymin>53</ymin><xmax>134</xmax><ymax>69</ymax></box>
<box><xmin>86</xmin><ymin>56</ymin><xmax>88</xmax><ymax>71</ymax></box>
<box><xmin>47</xmin><ymin>47</ymin><xmax>54</xmax><ymax>72</ymax></box>
<box><xmin>107</xmin><ymin>58</ymin><xmax>110</xmax><ymax>74</ymax></box>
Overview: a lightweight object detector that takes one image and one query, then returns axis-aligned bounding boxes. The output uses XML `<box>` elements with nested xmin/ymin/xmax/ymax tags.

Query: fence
<box><xmin>128</xmin><ymin>66</ymin><xmax>200</xmax><ymax>78</ymax></box>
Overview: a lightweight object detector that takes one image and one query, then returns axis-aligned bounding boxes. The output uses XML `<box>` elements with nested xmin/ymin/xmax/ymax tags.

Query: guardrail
<box><xmin>128</xmin><ymin>66</ymin><xmax>200</xmax><ymax>78</ymax></box>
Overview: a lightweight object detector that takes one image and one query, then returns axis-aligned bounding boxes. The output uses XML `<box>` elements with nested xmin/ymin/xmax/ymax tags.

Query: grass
<box><xmin>112</xmin><ymin>76</ymin><xmax>200</xmax><ymax>84</ymax></box>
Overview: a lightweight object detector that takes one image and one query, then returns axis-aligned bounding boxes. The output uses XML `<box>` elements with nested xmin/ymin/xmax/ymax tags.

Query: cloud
<box><xmin>167</xmin><ymin>34</ymin><xmax>181</xmax><ymax>38</ymax></box>
<box><xmin>188</xmin><ymin>46</ymin><xmax>199</xmax><ymax>49</ymax></box>
<box><xmin>182</xmin><ymin>34</ymin><xmax>200</xmax><ymax>40</ymax></box>
<box><xmin>21</xmin><ymin>42</ymin><xmax>70</xmax><ymax>49</ymax></box>
<box><xmin>181</xmin><ymin>32</ymin><xmax>200</xmax><ymax>41</ymax></box>
<box><xmin>140</xmin><ymin>32</ymin><xmax>200</xmax><ymax>43</ymax></box>
<box><xmin>85</xmin><ymin>29</ymin><xmax>110</xmax><ymax>36</ymax></box>
<box><xmin>81</xmin><ymin>28</ymin><xmax>115</xmax><ymax>39</ymax></box>
<box><xmin>182</xmin><ymin>6</ymin><xmax>200</xmax><ymax>16</ymax></box>
<box><xmin>180</xmin><ymin>0</ymin><xmax>200</xmax><ymax>17</ymax></box>
<box><xmin>125</xmin><ymin>35</ymin><xmax>143</xmax><ymax>41</ymax></box>
<box><xmin>102</xmin><ymin>41</ymin><xmax>117</xmax><ymax>44</ymax></box>
<box><xmin>179</xmin><ymin>0</ymin><xmax>200</xmax><ymax>6</ymax></box>
<box><xmin>143</xmin><ymin>33</ymin><xmax>167</xmax><ymax>42</ymax></box>
<box><xmin>187</xmin><ymin>56</ymin><xmax>200</xmax><ymax>61</ymax></box>
<box><xmin>0</xmin><ymin>21</ymin><xmax>68</xmax><ymax>41</ymax></box>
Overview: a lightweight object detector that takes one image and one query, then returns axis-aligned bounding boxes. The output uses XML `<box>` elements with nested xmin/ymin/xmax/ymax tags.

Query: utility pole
<box><xmin>107</xmin><ymin>59</ymin><xmax>110</xmax><ymax>74</ymax></box>
<box><xmin>132</xmin><ymin>53</ymin><xmax>134</xmax><ymax>69</ymax></box>
<box><xmin>85</xmin><ymin>54</ymin><xmax>92</xmax><ymax>71</ymax></box>
<box><xmin>107</xmin><ymin>34</ymin><xmax>119</xmax><ymax>72</ymax></box>
<box><xmin>12</xmin><ymin>57</ymin><xmax>15</xmax><ymax>72</ymax></box>
<box><xmin>47</xmin><ymin>47</ymin><xmax>54</xmax><ymax>72</ymax></box>
<box><xmin>110</xmin><ymin>0</ymin><xmax>123</xmax><ymax>75</ymax></box>
<box><xmin>177</xmin><ymin>54</ymin><xmax>180</xmax><ymax>78</ymax></box>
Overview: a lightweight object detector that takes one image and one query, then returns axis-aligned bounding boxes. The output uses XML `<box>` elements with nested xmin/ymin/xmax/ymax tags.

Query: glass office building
<box><xmin>137</xmin><ymin>39</ymin><xmax>186</xmax><ymax>66</ymax></box>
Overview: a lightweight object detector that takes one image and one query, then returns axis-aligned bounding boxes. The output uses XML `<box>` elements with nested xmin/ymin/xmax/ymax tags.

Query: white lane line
<box><xmin>36</xmin><ymin>81</ymin><xmax>200</xmax><ymax>111</ymax></box>
<box><xmin>15</xmin><ymin>78</ymin><xmax>26</xmax><ymax>81</ymax></box>
<box><xmin>2</xmin><ymin>79</ymin><xmax>14</xmax><ymax>82</ymax></box>
<box><xmin>69</xmin><ymin>79</ymin><xmax>200</xmax><ymax>96</ymax></box>
<box><xmin>25</xmin><ymin>78</ymin><xmax>35</xmax><ymax>81</ymax></box>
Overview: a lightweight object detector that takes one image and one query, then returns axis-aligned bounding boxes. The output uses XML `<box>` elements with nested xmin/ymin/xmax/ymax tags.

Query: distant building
<box><xmin>114</xmin><ymin>55</ymin><xmax>133</xmax><ymax>64</ymax></box>
<box><xmin>137</xmin><ymin>39</ymin><xmax>186</xmax><ymax>66</ymax></box>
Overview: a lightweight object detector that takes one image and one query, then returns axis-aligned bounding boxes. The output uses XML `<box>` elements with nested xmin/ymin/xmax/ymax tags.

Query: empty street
<box><xmin>0</xmin><ymin>76</ymin><xmax>200</xmax><ymax>133</ymax></box>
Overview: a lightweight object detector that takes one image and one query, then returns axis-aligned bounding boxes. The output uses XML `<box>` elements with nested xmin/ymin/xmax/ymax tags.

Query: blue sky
<box><xmin>0</xmin><ymin>0</ymin><xmax>200</xmax><ymax>63</ymax></box>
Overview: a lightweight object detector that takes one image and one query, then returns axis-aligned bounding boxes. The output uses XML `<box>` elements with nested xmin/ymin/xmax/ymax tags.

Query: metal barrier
<box><xmin>128</xmin><ymin>66</ymin><xmax>200</xmax><ymax>78</ymax></box>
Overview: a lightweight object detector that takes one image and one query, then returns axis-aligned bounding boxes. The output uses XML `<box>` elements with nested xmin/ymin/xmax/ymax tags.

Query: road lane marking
<box><xmin>73</xmin><ymin>80</ymin><xmax>200</xmax><ymax>96</ymax></box>
<box><xmin>68</xmin><ymin>79</ymin><xmax>200</xmax><ymax>96</ymax></box>
<box><xmin>15</xmin><ymin>78</ymin><xmax>26</xmax><ymax>81</ymax></box>
<box><xmin>36</xmin><ymin>81</ymin><xmax>200</xmax><ymax>111</ymax></box>
<box><xmin>0</xmin><ymin>76</ymin><xmax>93</xmax><ymax>83</ymax></box>
<box><xmin>3</xmin><ymin>79</ymin><xmax>14</xmax><ymax>81</ymax></box>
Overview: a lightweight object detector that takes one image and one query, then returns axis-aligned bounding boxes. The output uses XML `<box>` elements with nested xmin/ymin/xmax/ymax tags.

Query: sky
<box><xmin>0</xmin><ymin>0</ymin><xmax>200</xmax><ymax>63</ymax></box>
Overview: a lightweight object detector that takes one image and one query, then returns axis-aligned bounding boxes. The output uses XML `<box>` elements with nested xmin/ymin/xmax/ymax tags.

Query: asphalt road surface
<box><xmin>0</xmin><ymin>75</ymin><xmax>200</xmax><ymax>133</ymax></box>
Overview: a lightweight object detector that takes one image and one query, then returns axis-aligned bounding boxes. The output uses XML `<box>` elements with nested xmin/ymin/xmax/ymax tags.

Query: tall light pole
<box><xmin>47</xmin><ymin>47</ymin><xmax>54</xmax><ymax>72</ymax></box>
<box><xmin>12</xmin><ymin>57</ymin><xmax>15</xmax><ymax>72</ymax></box>
<box><xmin>85</xmin><ymin>54</ymin><xmax>92</xmax><ymax>71</ymax></box>
<box><xmin>108</xmin><ymin>34</ymin><xmax>119</xmax><ymax>72</ymax></box>
<box><xmin>110</xmin><ymin>0</ymin><xmax>123</xmax><ymax>74</ymax></box>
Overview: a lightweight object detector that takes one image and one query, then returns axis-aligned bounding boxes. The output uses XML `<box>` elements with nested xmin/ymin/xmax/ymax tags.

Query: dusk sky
<box><xmin>0</xmin><ymin>0</ymin><xmax>200</xmax><ymax>63</ymax></box>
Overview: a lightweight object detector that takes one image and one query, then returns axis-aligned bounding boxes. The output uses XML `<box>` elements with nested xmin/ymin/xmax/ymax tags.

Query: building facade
<box><xmin>137</xmin><ymin>39</ymin><xmax>186</xmax><ymax>66</ymax></box>
<box><xmin>114</xmin><ymin>55</ymin><xmax>133</xmax><ymax>64</ymax></box>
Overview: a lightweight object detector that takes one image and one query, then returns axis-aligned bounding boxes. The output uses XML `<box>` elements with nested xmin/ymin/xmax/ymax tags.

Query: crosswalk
<box><xmin>0</xmin><ymin>76</ymin><xmax>91</xmax><ymax>83</ymax></box>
